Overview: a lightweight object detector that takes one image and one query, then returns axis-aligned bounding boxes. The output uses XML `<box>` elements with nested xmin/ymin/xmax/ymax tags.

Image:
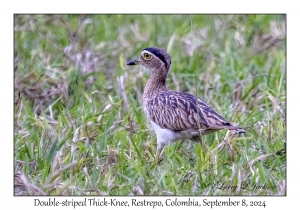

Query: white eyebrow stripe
<box><xmin>141</xmin><ymin>50</ymin><xmax>154</xmax><ymax>56</ymax></box>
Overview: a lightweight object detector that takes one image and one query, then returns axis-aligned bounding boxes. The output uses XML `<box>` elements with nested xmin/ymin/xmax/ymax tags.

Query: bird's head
<box><xmin>126</xmin><ymin>47</ymin><xmax>171</xmax><ymax>71</ymax></box>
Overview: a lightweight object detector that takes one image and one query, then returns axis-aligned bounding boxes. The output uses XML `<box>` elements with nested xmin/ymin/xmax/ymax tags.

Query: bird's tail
<box><xmin>229</xmin><ymin>122</ymin><xmax>246</xmax><ymax>134</ymax></box>
<box><xmin>235</xmin><ymin>127</ymin><xmax>246</xmax><ymax>134</ymax></box>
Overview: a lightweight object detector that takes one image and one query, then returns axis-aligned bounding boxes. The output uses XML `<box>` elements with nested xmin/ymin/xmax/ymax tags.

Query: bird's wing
<box><xmin>145</xmin><ymin>91</ymin><xmax>236</xmax><ymax>131</ymax></box>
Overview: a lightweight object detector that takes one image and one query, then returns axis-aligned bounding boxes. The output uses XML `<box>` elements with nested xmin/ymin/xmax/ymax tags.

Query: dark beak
<box><xmin>126</xmin><ymin>59</ymin><xmax>139</xmax><ymax>66</ymax></box>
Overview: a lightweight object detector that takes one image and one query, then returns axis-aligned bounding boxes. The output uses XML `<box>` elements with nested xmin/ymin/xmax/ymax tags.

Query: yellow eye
<box><xmin>144</xmin><ymin>53</ymin><xmax>152</xmax><ymax>60</ymax></box>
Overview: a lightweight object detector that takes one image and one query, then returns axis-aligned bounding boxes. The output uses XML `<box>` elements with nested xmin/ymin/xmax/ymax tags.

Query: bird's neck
<box><xmin>143</xmin><ymin>67</ymin><xmax>168</xmax><ymax>102</ymax></box>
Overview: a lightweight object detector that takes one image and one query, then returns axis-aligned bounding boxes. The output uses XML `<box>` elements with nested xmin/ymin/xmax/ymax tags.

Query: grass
<box><xmin>14</xmin><ymin>14</ymin><xmax>286</xmax><ymax>196</ymax></box>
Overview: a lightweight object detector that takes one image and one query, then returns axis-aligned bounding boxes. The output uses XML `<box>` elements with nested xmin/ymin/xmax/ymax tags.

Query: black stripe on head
<box><xmin>143</xmin><ymin>47</ymin><xmax>170</xmax><ymax>68</ymax></box>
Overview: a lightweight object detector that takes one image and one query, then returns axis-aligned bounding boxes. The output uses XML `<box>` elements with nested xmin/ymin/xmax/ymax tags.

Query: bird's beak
<box><xmin>126</xmin><ymin>59</ymin><xmax>141</xmax><ymax>66</ymax></box>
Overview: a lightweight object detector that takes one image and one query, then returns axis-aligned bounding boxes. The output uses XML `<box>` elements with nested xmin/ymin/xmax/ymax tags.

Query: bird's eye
<box><xmin>143</xmin><ymin>53</ymin><xmax>152</xmax><ymax>60</ymax></box>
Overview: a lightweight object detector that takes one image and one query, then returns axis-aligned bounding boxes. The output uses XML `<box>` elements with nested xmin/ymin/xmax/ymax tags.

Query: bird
<box><xmin>126</xmin><ymin>47</ymin><xmax>245</xmax><ymax>162</ymax></box>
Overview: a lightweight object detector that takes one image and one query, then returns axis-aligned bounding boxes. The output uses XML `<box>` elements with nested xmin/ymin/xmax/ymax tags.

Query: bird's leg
<box><xmin>155</xmin><ymin>140</ymin><xmax>165</xmax><ymax>163</ymax></box>
<box><xmin>150</xmin><ymin>148</ymin><xmax>163</xmax><ymax>170</ymax></box>
<box><xmin>155</xmin><ymin>148</ymin><xmax>162</xmax><ymax>163</ymax></box>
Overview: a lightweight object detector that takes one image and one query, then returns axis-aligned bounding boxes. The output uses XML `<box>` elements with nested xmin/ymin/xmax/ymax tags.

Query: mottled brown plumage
<box><xmin>127</xmin><ymin>47</ymin><xmax>245</xmax><ymax>161</ymax></box>
<box><xmin>146</xmin><ymin>91</ymin><xmax>236</xmax><ymax>130</ymax></box>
